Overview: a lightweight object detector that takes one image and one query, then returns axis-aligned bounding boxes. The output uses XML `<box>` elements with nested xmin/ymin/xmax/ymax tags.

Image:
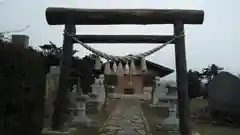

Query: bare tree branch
<box><xmin>1</xmin><ymin>25</ymin><xmax>30</xmax><ymax>34</ymax></box>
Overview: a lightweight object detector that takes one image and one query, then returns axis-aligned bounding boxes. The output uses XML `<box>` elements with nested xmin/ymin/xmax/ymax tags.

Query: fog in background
<box><xmin>0</xmin><ymin>0</ymin><xmax>239</xmax><ymax>80</ymax></box>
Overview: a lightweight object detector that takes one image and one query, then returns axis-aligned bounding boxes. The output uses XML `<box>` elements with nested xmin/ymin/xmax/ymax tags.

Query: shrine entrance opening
<box><xmin>124</xmin><ymin>88</ymin><xmax>135</xmax><ymax>94</ymax></box>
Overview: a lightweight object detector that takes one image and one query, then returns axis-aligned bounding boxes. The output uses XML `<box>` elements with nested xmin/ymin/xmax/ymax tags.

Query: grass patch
<box><xmin>194</xmin><ymin>123</ymin><xmax>240</xmax><ymax>135</ymax></box>
<box><xmin>190</xmin><ymin>99</ymin><xmax>240</xmax><ymax>135</ymax></box>
<box><xmin>142</xmin><ymin>99</ymin><xmax>240</xmax><ymax>135</ymax></box>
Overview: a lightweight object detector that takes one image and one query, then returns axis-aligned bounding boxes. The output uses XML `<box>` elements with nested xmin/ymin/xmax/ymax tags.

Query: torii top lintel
<box><xmin>45</xmin><ymin>7</ymin><xmax>204</xmax><ymax>25</ymax></box>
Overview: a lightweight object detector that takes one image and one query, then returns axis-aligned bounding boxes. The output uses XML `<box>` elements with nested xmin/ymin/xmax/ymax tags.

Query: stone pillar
<box><xmin>156</xmin><ymin>97</ymin><xmax>180</xmax><ymax>133</ymax></box>
<box><xmin>71</xmin><ymin>90</ymin><xmax>99</xmax><ymax>128</ymax></box>
<box><xmin>71</xmin><ymin>95</ymin><xmax>91</xmax><ymax>127</ymax></box>
<box><xmin>151</xmin><ymin>78</ymin><xmax>157</xmax><ymax>104</ymax></box>
<box><xmin>150</xmin><ymin>78</ymin><xmax>168</xmax><ymax>106</ymax></box>
<box><xmin>152</xmin><ymin>77</ymin><xmax>160</xmax><ymax>105</ymax></box>
<box><xmin>43</xmin><ymin>66</ymin><xmax>76</xmax><ymax>135</ymax></box>
<box><xmin>11</xmin><ymin>34</ymin><xmax>29</xmax><ymax>48</ymax></box>
<box><xmin>43</xmin><ymin>66</ymin><xmax>60</xmax><ymax>129</ymax></box>
<box><xmin>68</xmin><ymin>85</ymin><xmax>77</xmax><ymax>124</ymax></box>
<box><xmin>89</xmin><ymin>78</ymin><xmax>106</xmax><ymax>111</ymax></box>
<box><xmin>86</xmin><ymin>92</ymin><xmax>100</xmax><ymax>113</ymax></box>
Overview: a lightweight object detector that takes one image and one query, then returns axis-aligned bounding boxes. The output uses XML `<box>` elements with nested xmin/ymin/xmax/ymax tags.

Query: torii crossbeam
<box><xmin>74</xmin><ymin>35</ymin><xmax>174</xmax><ymax>44</ymax></box>
<box><xmin>45</xmin><ymin>7</ymin><xmax>204</xmax><ymax>135</ymax></box>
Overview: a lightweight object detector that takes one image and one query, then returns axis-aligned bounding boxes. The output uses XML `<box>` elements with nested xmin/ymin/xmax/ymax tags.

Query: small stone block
<box><xmin>76</xmin><ymin>95</ymin><xmax>89</xmax><ymax>101</ymax></box>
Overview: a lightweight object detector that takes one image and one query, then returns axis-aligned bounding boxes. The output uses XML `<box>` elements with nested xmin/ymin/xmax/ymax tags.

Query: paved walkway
<box><xmin>99</xmin><ymin>97</ymin><xmax>151</xmax><ymax>135</ymax></box>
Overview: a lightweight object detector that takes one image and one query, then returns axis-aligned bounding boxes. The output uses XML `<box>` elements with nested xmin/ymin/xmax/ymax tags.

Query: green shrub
<box><xmin>0</xmin><ymin>44</ymin><xmax>46</xmax><ymax>135</ymax></box>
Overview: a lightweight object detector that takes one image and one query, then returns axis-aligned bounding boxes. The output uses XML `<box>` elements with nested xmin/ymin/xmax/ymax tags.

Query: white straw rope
<box><xmin>65</xmin><ymin>32</ymin><xmax>184</xmax><ymax>61</ymax></box>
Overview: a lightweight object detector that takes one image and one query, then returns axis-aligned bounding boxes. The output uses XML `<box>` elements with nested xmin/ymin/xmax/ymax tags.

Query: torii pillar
<box><xmin>45</xmin><ymin>7</ymin><xmax>204</xmax><ymax>135</ymax></box>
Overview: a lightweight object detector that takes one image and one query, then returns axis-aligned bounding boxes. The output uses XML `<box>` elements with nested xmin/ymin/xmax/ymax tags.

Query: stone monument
<box><xmin>71</xmin><ymin>94</ymin><xmax>91</xmax><ymax>126</ymax></box>
<box><xmin>87</xmin><ymin>75</ymin><xmax>106</xmax><ymax>113</ymax></box>
<box><xmin>71</xmin><ymin>88</ymin><xmax>99</xmax><ymax>128</ymax></box>
<box><xmin>68</xmin><ymin>85</ymin><xmax>78</xmax><ymax>123</ymax></box>
<box><xmin>92</xmin><ymin>75</ymin><xmax>106</xmax><ymax>103</ymax></box>
<box><xmin>44</xmin><ymin>66</ymin><xmax>60</xmax><ymax>129</ymax></box>
<box><xmin>150</xmin><ymin>77</ymin><xmax>168</xmax><ymax>107</ymax></box>
<box><xmin>42</xmin><ymin>66</ymin><xmax>76</xmax><ymax>135</ymax></box>
<box><xmin>156</xmin><ymin>95</ymin><xmax>179</xmax><ymax>133</ymax></box>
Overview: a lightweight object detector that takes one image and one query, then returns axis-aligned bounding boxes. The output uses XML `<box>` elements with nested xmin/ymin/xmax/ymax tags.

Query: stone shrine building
<box><xmin>103</xmin><ymin>60</ymin><xmax>174</xmax><ymax>94</ymax></box>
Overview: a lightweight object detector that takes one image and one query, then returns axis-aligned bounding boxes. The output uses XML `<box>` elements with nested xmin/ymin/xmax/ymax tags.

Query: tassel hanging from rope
<box><xmin>124</xmin><ymin>61</ymin><xmax>130</xmax><ymax>75</ymax></box>
<box><xmin>112</xmin><ymin>61</ymin><xmax>117</xmax><ymax>73</ymax></box>
<box><xmin>130</xmin><ymin>60</ymin><xmax>136</xmax><ymax>75</ymax></box>
<box><xmin>141</xmin><ymin>57</ymin><xmax>147</xmax><ymax>72</ymax></box>
<box><xmin>104</xmin><ymin>62</ymin><xmax>111</xmax><ymax>75</ymax></box>
<box><xmin>94</xmin><ymin>56</ymin><xmax>102</xmax><ymax>70</ymax></box>
<box><xmin>128</xmin><ymin>60</ymin><xmax>136</xmax><ymax>85</ymax></box>
<box><xmin>116</xmin><ymin>62</ymin><xmax>124</xmax><ymax>76</ymax></box>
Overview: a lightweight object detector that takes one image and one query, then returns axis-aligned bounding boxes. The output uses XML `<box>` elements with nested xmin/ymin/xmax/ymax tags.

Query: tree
<box><xmin>38</xmin><ymin>43</ymin><xmax>101</xmax><ymax>94</ymax></box>
<box><xmin>0</xmin><ymin>43</ymin><xmax>45</xmax><ymax>135</ymax></box>
<box><xmin>187</xmin><ymin>70</ymin><xmax>203</xmax><ymax>99</ymax></box>
<box><xmin>39</xmin><ymin>42</ymin><xmax>78</xmax><ymax>57</ymax></box>
<box><xmin>201</xmin><ymin>64</ymin><xmax>224</xmax><ymax>83</ymax></box>
<box><xmin>0</xmin><ymin>39</ymin><xmax>101</xmax><ymax>134</ymax></box>
<box><xmin>73</xmin><ymin>54</ymin><xmax>101</xmax><ymax>94</ymax></box>
<box><xmin>189</xmin><ymin>64</ymin><xmax>224</xmax><ymax>98</ymax></box>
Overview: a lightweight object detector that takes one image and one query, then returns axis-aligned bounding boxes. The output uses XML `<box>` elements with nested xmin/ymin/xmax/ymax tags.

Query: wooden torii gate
<box><xmin>45</xmin><ymin>7</ymin><xmax>204</xmax><ymax>135</ymax></box>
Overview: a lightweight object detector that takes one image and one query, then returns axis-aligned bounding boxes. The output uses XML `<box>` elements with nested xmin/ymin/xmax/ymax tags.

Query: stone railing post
<box><xmin>71</xmin><ymin>95</ymin><xmax>91</xmax><ymax>126</ymax></box>
<box><xmin>156</xmin><ymin>96</ymin><xmax>179</xmax><ymax>133</ymax></box>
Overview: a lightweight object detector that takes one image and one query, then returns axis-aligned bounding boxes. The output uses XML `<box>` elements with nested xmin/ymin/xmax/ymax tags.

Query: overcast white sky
<box><xmin>0</xmin><ymin>0</ymin><xmax>239</xmax><ymax>80</ymax></box>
